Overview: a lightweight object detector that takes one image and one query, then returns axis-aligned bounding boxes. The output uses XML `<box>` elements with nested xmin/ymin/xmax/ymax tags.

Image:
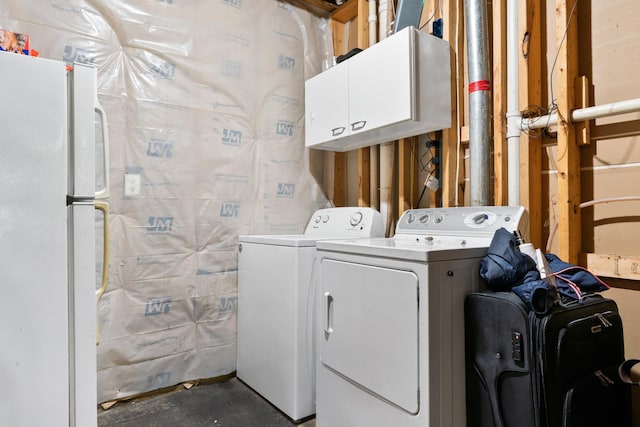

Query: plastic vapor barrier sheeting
<box><xmin>0</xmin><ymin>0</ymin><xmax>330</xmax><ymax>402</ymax></box>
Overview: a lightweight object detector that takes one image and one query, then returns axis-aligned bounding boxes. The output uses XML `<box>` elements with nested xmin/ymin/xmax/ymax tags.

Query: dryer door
<box><xmin>320</xmin><ymin>259</ymin><xmax>419</xmax><ymax>414</ymax></box>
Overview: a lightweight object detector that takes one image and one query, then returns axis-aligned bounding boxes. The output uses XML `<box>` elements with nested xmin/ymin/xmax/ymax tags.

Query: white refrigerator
<box><xmin>0</xmin><ymin>52</ymin><xmax>109</xmax><ymax>426</ymax></box>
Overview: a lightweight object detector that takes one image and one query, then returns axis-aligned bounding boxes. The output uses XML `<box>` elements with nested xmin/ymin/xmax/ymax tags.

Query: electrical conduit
<box><xmin>465</xmin><ymin>0</ymin><xmax>493</xmax><ymax>206</ymax></box>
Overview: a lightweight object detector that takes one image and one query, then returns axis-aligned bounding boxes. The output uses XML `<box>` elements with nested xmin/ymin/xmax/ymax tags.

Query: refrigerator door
<box><xmin>0</xmin><ymin>53</ymin><xmax>70</xmax><ymax>426</ymax></box>
<box><xmin>68</xmin><ymin>63</ymin><xmax>96</xmax><ymax>199</ymax></box>
<box><xmin>68</xmin><ymin>202</ymin><xmax>97</xmax><ymax>427</ymax></box>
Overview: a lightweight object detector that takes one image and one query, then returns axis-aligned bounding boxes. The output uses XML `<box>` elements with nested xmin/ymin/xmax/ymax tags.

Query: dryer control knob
<box><xmin>350</xmin><ymin>212</ymin><xmax>363</xmax><ymax>226</ymax></box>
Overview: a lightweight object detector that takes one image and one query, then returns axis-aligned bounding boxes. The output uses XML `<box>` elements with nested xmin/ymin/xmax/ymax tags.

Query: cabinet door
<box><xmin>348</xmin><ymin>29</ymin><xmax>414</xmax><ymax>136</ymax></box>
<box><xmin>304</xmin><ymin>64</ymin><xmax>349</xmax><ymax>146</ymax></box>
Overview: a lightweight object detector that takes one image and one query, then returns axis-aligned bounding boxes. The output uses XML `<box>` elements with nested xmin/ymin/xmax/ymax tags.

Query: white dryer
<box><xmin>314</xmin><ymin>206</ymin><xmax>528</xmax><ymax>427</ymax></box>
<box><xmin>236</xmin><ymin>207</ymin><xmax>384</xmax><ymax>422</ymax></box>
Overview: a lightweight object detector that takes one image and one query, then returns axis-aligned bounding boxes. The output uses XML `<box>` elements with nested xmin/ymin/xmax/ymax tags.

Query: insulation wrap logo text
<box><xmin>220</xmin><ymin>202</ymin><xmax>240</xmax><ymax>218</ymax></box>
<box><xmin>63</xmin><ymin>45</ymin><xmax>96</xmax><ymax>65</ymax></box>
<box><xmin>276</xmin><ymin>182</ymin><xmax>295</xmax><ymax>198</ymax></box>
<box><xmin>275</xmin><ymin>120</ymin><xmax>294</xmax><ymax>136</ymax></box>
<box><xmin>278</xmin><ymin>55</ymin><xmax>295</xmax><ymax>71</ymax></box>
<box><xmin>145</xmin><ymin>297</ymin><xmax>172</xmax><ymax>316</ymax></box>
<box><xmin>222</xmin><ymin>129</ymin><xmax>242</xmax><ymax>145</ymax></box>
<box><xmin>147</xmin><ymin>139</ymin><xmax>174</xmax><ymax>158</ymax></box>
<box><xmin>147</xmin><ymin>216</ymin><xmax>174</xmax><ymax>232</ymax></box>
<box><xmin>219</xmin><ymin>296</ymin><xmax>238</xmax><ymax>314</ymax></box>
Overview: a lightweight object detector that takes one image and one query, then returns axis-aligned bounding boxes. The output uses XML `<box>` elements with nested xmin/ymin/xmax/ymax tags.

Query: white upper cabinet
<box><xmin>305</xmin><ymin>27</ymin><xmax>451</xmax><ymax>152</ymax></box>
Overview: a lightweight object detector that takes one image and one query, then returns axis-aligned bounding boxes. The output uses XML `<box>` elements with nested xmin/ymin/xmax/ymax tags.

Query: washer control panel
<box><xmin>304</xmin><ymin>207</ymin><xmax>384</xmax><ymax>237</ymax></box>
<box><xmin>396</xmin><ymin>206</ymin><xmax>527</xmax><ymax>238</ymax></box>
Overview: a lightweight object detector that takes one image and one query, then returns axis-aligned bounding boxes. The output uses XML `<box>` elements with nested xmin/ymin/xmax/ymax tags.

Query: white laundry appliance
<box><xmin>0</xmin><ymin>52</ymin><xmax>109</xmax><ymax>426</ymax></box>
<box><xmin>236</xmin><ymin>207</ymin><xmax>384</xmax><ymax>422</ymax></box>
<box><xmin>314</xmin><ymin>206</ymin><xmax>528</xmax><ymax>427</ymax></box>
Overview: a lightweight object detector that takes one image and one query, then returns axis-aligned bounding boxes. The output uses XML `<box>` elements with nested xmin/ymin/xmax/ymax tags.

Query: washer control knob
<box><xmin>407</xmin><ymin>213</ymin><xmax>416</xmax><ymax>224</ymax></box>
<box><xmin>315</xmin><ymin>216</ymin><xmax>322</xmax><ymax>223</ymax></box>
<box><xmin>419</xmin><ymin>214</ymin><xmax>429</xmax><ymax>224</ymax></box>
<box><xmin>349</xmin><ymin>212</ymin><xmax>363</xmax><ymax>226</ymax></box>
<box><xmin>433</xmin><ymin>215</ymin><xmax>443</xmax><ymax>224</ymax></box>
<box><xmin>473</xmin><ymin>213</ymin><xmax>489</xmax><ymax>224</ymax></box>
<box><xmin>323</xmin><ymin>215</ymin><xmax>330</xmax><ymax>223</ymax></box>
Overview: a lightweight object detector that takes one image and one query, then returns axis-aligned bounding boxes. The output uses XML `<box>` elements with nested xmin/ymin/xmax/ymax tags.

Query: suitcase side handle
<box><xmin>618</xmin><ymin>359</ymin><xmax>640</xmax><ymax>386</ymax></box>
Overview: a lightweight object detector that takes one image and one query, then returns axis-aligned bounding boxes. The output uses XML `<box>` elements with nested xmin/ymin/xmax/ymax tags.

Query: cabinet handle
<box><xmin>351</xmin><ymin>120</ymin><xmax>367</xmax><ymax>131</ymax></box>
<box><xmin>331</xmin><ymin>126</ymin><xmax>345</xmax><ymax>136</ymax></box>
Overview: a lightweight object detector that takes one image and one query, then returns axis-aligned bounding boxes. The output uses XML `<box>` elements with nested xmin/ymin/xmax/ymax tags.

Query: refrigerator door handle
<box><xmin>95</xmin><ymin>99</ymin><xmax>110</xmax><ymax>200</ymax></box>
<box><xmin>95</xmin><ymin>201</ymin><xmax>109</xmax><ymax>345</ymax></box>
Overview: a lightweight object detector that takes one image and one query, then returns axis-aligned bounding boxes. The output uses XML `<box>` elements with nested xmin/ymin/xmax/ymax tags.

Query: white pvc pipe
<box><xmin>379</xmin><ymin>0</ymin><xmax>389</xmax><ymax>40</ymax></box>
<box><xmin>380</xmin><ymin>142</ymin><xmax>395</xmax><ymax>235</ymax></box>
<box><xmin>506</xmin><ymin>0</ymin><xmax>520</xmax><ymax>206</ymax></box>
<box><xmin>369</xmin><ymin>0</ymin><xmax>378</xmax><ymax>46</ymax></box>
<box><xmin>368</xmin><ymin>0</ymin><xmax>380</xmax><ymax>210</ymax></box>
<box><xmin>521</xmin><ymin>97</ymin><xmax>640</xmax><ymax>131</ymax></box>
<box><xmin>573</xmin><ymin>97</ymin><xmax>640</xmax><ymax>121</ymax></box>
<box><xmin>378</xmin><ymin>0</ymin><xmax>393</xmax><ymax>234</ymax></box>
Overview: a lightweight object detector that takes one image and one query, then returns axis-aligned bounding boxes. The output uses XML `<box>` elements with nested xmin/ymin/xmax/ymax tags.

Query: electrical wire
<box><xmin>414</xmin><ymin>136</ymin><xmax>438</xmax><ymax>207</ymax></box>
<box><xmin>419</xmin><ymin>0</ymin><xmax>442</xmax><ymax>31</ymax></box>
<box><xmin>548</xmin><ymin>0</ymin><xmax>579</xmax><ymax>121</ymax></box>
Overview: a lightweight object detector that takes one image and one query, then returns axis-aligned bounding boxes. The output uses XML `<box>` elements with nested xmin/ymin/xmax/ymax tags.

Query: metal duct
<box><xmin>465</xmin><ymin>0</ymin><xmax>493</xmax><ymax>205</ymax></box>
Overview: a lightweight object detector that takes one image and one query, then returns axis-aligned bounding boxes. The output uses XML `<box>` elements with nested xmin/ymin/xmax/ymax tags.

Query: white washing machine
<box><xmin>236</xmin><ymin>207</ymin><xmax>384</xmax><ymax>422</ymax></box>
<box><xmin>314</xmin><ymin>206</ymin><xmax>528</xmax><ymax>427</ymax></box>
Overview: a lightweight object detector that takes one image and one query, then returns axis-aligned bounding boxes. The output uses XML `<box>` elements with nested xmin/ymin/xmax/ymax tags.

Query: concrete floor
<box><xmin>97</xmin><ymin>377</ymin><xmax>316</xmax><ymax>427</ymax></box>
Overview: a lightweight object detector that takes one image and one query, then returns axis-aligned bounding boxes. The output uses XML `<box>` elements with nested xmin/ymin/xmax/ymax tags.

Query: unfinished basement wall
<box><xmin>0</xmin><ymin>0</ymin><xmax>331</xmax><ymax>402</ymax></box>
<box><xmin>541</xmin><ymin>1</ymin><xmax>640</xmax><ymax>366</ymax></box>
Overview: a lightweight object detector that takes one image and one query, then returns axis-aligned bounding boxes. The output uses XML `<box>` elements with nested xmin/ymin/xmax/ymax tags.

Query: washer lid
<box><xmin>239</xmin><ymin>234</ymin><xmax>367</xmax><ymax>247</ymax></box>
<box><xmin>316</xmin><ymin>236</ymin><xmax>490</xmax><ymax>262</ymax></box>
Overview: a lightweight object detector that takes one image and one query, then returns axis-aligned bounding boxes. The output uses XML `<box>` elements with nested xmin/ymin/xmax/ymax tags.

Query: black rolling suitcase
<box><xmin>465</xmin><ymin>291</ymin><xmax>631</xmax><ymax>427</ymax></box>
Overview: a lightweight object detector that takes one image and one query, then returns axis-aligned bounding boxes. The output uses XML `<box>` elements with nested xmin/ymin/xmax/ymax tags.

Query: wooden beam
<box><xmin>441</xmin><ymin>0</ymin><xmax>463</xmax><ymax>207</ymax></box>
<box><xmin>398</xmin><ymin>137</ymin><xmax>417</xmax><ymax>213</ymax></box>
<box><xmin>355</xmin><ymin>0</ymin><xmax>370</xmax><ymax>47</ymax></box>
<box><xmin>555</xmin><ymin>0</ymin><xmax>581</xmax><ymax>264</ymax></box>
<box><xmin>519</xmin><ymin>0</ymin><xmax>544</xmax><ymax>248</ymax></box>
<box><xmin>290</xmin><ymin>0</ymin><xmax>336</xmax><ymax>15</ymax></box>
<box><xmin>331</xmin><ymin>0</ymin><xmax>360</xmax><ymax>23</ymax></box>
<box><xmin>329</xmin><ymin>0</ymin><xmax>370</xmax><ymax>208</ymax></box>
<box><xmin>492</xmin><ymin>0</ymin><xmax>508</xmax><ymax>206</ymax></box>
<box><xmin>356</xmin><ymin>0</ymin><xmax>370</xmax><ymax>207</ymax></box>
<box><xmin>333</xmin><ymin>152</ymin><xmax>346</xmax><ymax>206</ymax></box>
<box><xmin>358</xmin><ymin>148</ymin><xmax>370</xmax><ymax>206</ymax></box>
<box><xmin>574</xmin><ymin>75</ymin><xmax>591</xmax><ymax>146</ymax></box>
<box><xmin>592</xmin><ymin>120</ymin><xmax>640</xmax><ymax>140</ymax></box>
<box><xmin>582</xmin><ymin>253</ymin><xmax>640</xmax><ymax>281</ymax></box>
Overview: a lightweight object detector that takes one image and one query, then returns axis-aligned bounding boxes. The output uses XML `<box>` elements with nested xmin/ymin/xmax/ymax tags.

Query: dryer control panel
<box><xmin>304</xmin><ymin>207</ymin><xmax>385</xmax><ymax>237</ymax></box>
<box><xmin>396</xmin><ymin>206</ymin><xmax>528</xmax><ymax>239</ymax></box>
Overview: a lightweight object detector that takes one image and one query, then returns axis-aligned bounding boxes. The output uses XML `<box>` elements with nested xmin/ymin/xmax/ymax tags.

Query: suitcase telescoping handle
<box><xmin>618</xmin><ymin>359</ymin><xmax>640</xmax><ymax>386</ymax></box>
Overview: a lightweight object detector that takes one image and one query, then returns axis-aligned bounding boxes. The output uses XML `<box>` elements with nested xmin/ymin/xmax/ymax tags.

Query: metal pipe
<box><xmin>465</xmin><ymin>0</ymin><xmax>493</xmax><ymax>206</ymax></box>
<box><xmin>506</xmin><ymin>0</ymin><xmax>520</xmax><ymax>206</ymax></box>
